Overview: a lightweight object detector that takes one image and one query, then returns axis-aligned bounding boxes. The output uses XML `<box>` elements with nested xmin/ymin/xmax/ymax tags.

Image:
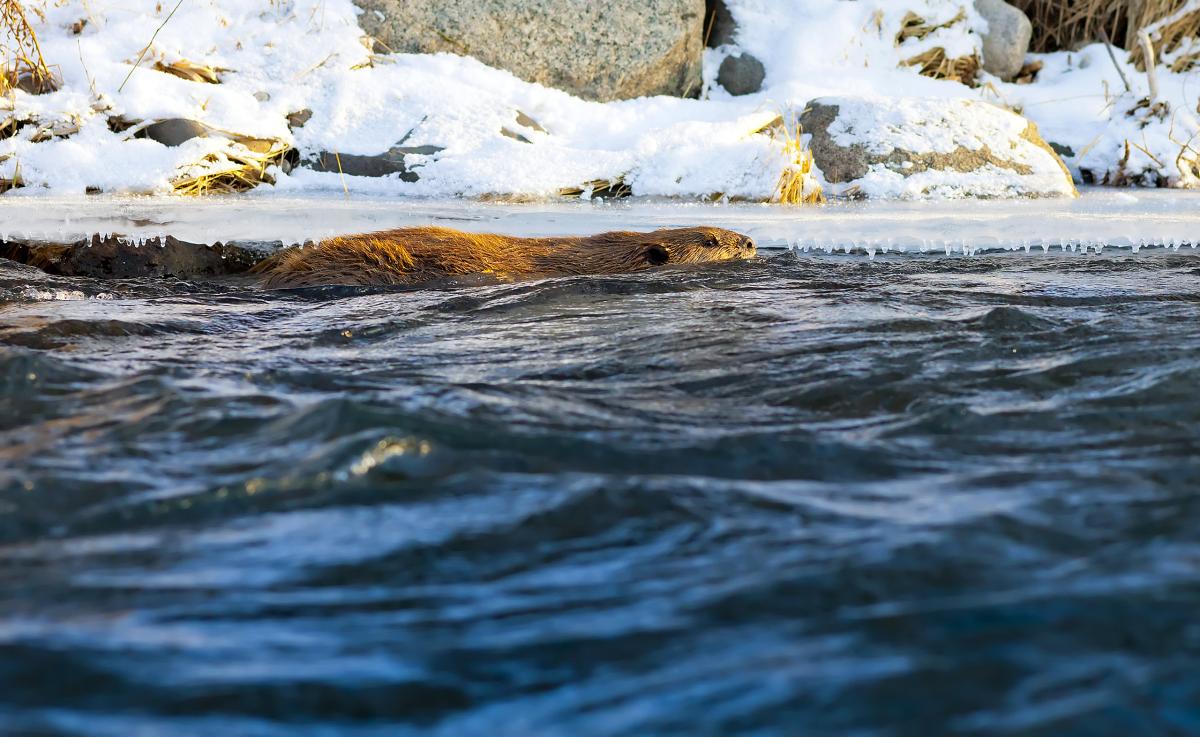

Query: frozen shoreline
<box><xmin>1</xmin><ymin>188</ymin><xmax>1198</xmax><ymax>255</ymax></box>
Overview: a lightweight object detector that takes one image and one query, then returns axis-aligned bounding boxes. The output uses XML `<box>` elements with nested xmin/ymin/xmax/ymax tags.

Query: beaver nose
<box><xmin>740</xmin><ymin>236</ymin><xmax>755</xmax><ymax>250</ymax></box>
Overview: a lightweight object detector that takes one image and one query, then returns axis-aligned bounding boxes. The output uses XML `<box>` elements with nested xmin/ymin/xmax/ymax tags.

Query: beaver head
<box><xmin>585</xmin><ymin>226</ymin><xmax>756</xmax><ymax>270</ymax></box>
<box><xmin>642</xmin><ymin>226</ymin><xmax>756</xmax><ymax>266</ymax></box>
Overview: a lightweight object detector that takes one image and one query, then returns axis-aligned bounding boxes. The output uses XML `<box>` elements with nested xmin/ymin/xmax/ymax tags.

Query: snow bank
<box><xmin>1</xmin><ymin>0</ymin><xmax>1198</xmax><ymax>199</ymax></box>
<box><xmin>1000</xmin><ymin>43</ymin><xmax>1200</xmax><ymax>188</ymax></box>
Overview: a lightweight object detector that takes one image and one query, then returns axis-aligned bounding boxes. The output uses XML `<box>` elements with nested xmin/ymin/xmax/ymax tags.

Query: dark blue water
<box><xmin>2</xmin><ymin>249</ymin><xmax>1200</xmax><ymax>736</ymax></box>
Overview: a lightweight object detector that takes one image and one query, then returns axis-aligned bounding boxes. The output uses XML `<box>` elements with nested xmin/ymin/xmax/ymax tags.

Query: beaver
<box><xmin>252</xmin><ymin>225</ymin><xmax>756</xmax><ymax>288</ymax></box>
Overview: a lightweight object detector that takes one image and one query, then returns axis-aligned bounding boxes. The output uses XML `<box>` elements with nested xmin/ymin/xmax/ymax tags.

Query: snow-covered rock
<box><xmin>354</xmin><ymin>0</ymin><xmax>705</xmax><ymax>102</ymax></box>
<box><xmin>799</xmin><ymin>96</ymin><xmax>1077</xmax><ymax>199</ymax></box>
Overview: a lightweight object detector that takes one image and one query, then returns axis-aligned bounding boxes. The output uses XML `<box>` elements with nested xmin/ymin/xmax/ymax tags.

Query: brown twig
<box><xmin>118</xmin><ymin>0</ymin><xmax>185</xmax><ymax>93</ymax></box>
<box><xmin>1098</xmin><ymin>28</ymin><xmax>1131</xmax><ymax>93</ymax></box>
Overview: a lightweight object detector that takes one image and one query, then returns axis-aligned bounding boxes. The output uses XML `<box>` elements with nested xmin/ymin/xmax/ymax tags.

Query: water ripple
<box><xmin>2</xmin><ymin>250</ymin><xmax>1200</xmax><ymax>735</ymax></box>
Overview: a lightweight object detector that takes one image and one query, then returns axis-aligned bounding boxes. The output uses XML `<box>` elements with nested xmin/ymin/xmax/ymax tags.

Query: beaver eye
<box><xmin>705</xmin><ymin>236</ymin><xmax>720</xmax><ymax>248</ymax></box>
<box><xmin>644</xmin><ymin>245</ymin><xmax>669</xmax><ymax>265</ymax></box>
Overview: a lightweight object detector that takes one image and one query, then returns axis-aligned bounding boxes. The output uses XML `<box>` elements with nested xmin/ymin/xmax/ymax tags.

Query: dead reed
<box><xmin>1</xmin><ymin>0</ymin><xmax>58</xmax><ymax>95</ymax></box>
<box><xmin>1010</xmin><ymin>0</ymin><xmax>1200</xmax><ymax>70</ymax></box>
<box><xmin>0</xmin><ymin>152</ymin><xmax>21</xmax><ymax>192</ymax></box>
<box><xmin>895</xmin><ymin>10</ymin><xmax>980</xmax><ymax>84</ymax></box>
<box><xmin>153</xmin><ymin>57</ymin><xmax>226</xmax><ymax>84</ymax></box>
<box><xmin>765</xmin><ymin>114</ymin><xmax>825</xmax><ymax>206</ymax></box>
<box><xmin>171</xmin><ymin>137</ymin><xmax>292</xmax><ymax>196</ymax></box>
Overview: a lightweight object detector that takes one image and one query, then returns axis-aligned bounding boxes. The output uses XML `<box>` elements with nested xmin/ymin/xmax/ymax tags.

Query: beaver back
<box><xmin>253</xmin><ymin>225</ymin><xmax>755</xmax><ymax>288</ymax></box>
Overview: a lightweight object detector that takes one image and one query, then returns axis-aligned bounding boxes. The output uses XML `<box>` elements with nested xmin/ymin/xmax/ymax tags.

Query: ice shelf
<box><xmin>0</xmin><ymin>188</ymin><xmax>1197</xmax><ymax>255</ymax></box>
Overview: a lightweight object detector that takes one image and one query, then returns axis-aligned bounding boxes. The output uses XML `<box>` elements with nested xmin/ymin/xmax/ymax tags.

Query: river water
<box><xmin>2</xmin><ymin>195</ymin><xmax>1200</xmax><ymax>736</ymax></box>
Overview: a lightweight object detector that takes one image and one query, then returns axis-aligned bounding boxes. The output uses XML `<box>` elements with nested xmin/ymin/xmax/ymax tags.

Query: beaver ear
<box><xmin>643</xmin><ymin>244</ymin><xmax>669</xmax><ymax>265</ymax></box>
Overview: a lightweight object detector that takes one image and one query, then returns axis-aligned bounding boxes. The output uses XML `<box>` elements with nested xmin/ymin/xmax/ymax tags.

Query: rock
<box><xmin>514</xmin><ymin>111</ymin><xmax>546</xmax><ymax>133</ymax></box>
<box><xmin>10</xmin><ymin>69</ymin><xmax>59</xmax><ymax>95</ymax></box>
<box><xmin>1049</xmin><ymin>141</ymin><xmax>1075</xmax><ymax>158</ymax></box>
<box><xmin>974</xmin><ymin>0</ymin><xmax>1032</xmax><ymax>81</ymax></box>
<box><xmin>140</xmin><ymin>119</ymin><xmax>209</xmax><ymax>147</ymax></box>
<box><xmin>798</xmin><ymin>96</ymin><xmax>1077</xmax><ymax>199</ymax></box>
<box><xmin>301</xmin><ymin>144</ymin><xmax>444</xmax><ymax>180</ymax></box>
<box><xmin>717</xmin><ymin>52</ymin><xmax>765</xmax><ymax>95</ymax></box>
<box><xmin>286</xmin><ymin>109</ymin><xmax>313</xmax><ymax>129</ymax></box>
<box><xmin>3</xmin><ymin>235</ymin><xmax>261</xmax><ymax>279</ymax></box>
<box><xmin>502</xmin><ymin>111</ymin><xmax>547</xmax><ymax>143</ymax></box>
<box><xmin>355</xmin><ymin>0</ymin><xmax>705</xmax><ymax>101</ymax></box>
<box><xmin>500</xmin><ymin>128</ymin><xmax>532</xmax><ymax>144</ymax></box>
<box><xmin>705</xmin><ymin>0</ymin><xmax>736</xmax><ymax>47</ymax></box>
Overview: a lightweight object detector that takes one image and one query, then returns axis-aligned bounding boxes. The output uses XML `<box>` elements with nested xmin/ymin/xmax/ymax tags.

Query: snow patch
<box><xmin>0</xmin><ymin>0</ymin><xmax>1197</xmax><ymax>198</ymax></box>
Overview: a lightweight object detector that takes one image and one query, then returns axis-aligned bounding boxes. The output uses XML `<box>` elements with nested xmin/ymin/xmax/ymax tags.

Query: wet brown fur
<box><xmin>252</xmin><ymin>225</ymin><xmax>756</xmax><ymax>288</ymax></box>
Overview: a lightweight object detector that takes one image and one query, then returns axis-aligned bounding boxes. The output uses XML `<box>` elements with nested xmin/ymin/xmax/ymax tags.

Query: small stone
<box><xmin>140</xmin><ymin>119</ymin><xmax>209</xmax><ymax>147</ymax></box>
<box><xmin>1049</xmin><ymin>142</ymin><xmax>1075</xmax><ymax>158</ymax></box>
<box><xmin>500</xmin><ymin>128</ymin><xmax>532</xmax><ymax>144</ymax></box>
<box><xmin>253</xmin><ymin>91</ymin><xmax>271</xmax><ymax>102</ymax></box>
<box><xmin>286</xmin><ymin>109</ymin><xmax>313</xmax><ymax>129</ymax></box>
<box><xmin>717</xmin><ymin>52</ymin><xmax>765</xmax><ymax>96</ymax></box>
<box><xmin>514</xmin><ymin>111</ymin><xmax>546</xmax><ymax>133</ymax></box>
<box><xmin>974</xmin><ymin>0</ymin><xmax>1032</xmax><ymax>81</ymax></box>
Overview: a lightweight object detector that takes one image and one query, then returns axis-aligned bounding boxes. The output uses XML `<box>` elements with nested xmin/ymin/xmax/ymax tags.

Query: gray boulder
<box><xmin>799</xmin><ymin>96</ymin><xmax>1077</xmax><ymax>199</ymax></box>
<box><xmin>301</xmin><ymin>144</ymin><xmax>443</xmax><ymax>180</ymax></box>
<box><xmin>140</xmin><ymin>118</ymin><xmax>210</xmax><ymax>147</ymax></box>
<box><xmin>974</xmin><ymin>0</ymin><xmax>1032</xmax><ymax>81</ymax></box>
<box><xmin>355</xmin><ymin>0</ymin><xmax>705</xmax><ymax>101</ymax></box>
<box><xmin>717</xmin><ymin>52</ymin><xmax>765</xmax><ymax>95</ymax></box>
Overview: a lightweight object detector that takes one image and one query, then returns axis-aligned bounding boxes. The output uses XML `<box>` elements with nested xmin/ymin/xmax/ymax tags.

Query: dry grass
<box><xmin>895</xmin><ymin>10</ymin><xmax>980</xmax><ymax>84</ymax></box>
<box><xmin>171</xmin><ymin>137</ymin><xmax>292</xmax><ymax>196</ymax></box>
<box><xmin>1138</xmin><ymin>2</ymin><xmax>1200</xmax><ymax>71</ymax></box>
<box><xmin>0</xmin><ymin>152</ymin><xmax>21</xmax><ymax>193</ymax></box>
<box><xmin>154</xmin><ymin>57</ymin><xmax>226</xmax><ymax>84</ymax></box>
<box><xmin>903</xmin><ymin>46</ymin><xmax>981</xmax><ymax>84</ymax></box>
<box><xmin>764</xmin><ymin>114</ymin><xmax>825</xmax><ymax>206</ymax></box>
<box><xmin>896</xmin><ymin>9</ymin><xmax>967</xmax><ymax>43</ymax></box>
<box><xmin>0</xmin><ymin>113</ymin><xmax>21</xmax><ymax>139</ymax></box>
<box><xmin>1</xmin><ymin>0</ymin><xmax>58</xmax><ymax>95</ymax></box>
<box><xmin>1011</xmin><ymin>0</ymin><xmax>1200</xmax><ymax>70</ymax></box>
